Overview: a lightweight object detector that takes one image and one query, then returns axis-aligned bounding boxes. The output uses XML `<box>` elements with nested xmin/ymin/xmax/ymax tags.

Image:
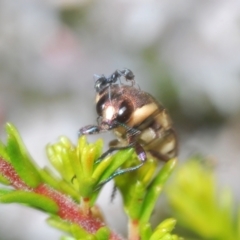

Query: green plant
<box><xmin>165</xmin><ymin>159</ymin><xmax>240</xmax><ymax>240</ymax></box>
<box><xmin>0</xmin><ymin>123</ymin><xmax>180</xmax><ymax>240</ymax></box>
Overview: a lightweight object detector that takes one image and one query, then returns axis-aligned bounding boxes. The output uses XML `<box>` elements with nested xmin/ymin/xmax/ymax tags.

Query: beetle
<box><xmin>79</xmin><ymin>69</ymin><xmax>177</xmax><ymax>186</ymax></box>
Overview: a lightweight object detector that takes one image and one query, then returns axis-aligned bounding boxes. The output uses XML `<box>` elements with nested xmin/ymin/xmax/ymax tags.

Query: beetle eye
<box><xmin>96</xmin><ymin>95</ymin><xmax>108</xmax><ymax>116</ymax></box>
<box><xmin>116</xmin><ymin>99</ymin><xmax>133</xmax><ymax>122</ymax></box>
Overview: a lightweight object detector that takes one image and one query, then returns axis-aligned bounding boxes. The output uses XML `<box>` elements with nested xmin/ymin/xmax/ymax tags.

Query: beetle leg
<box><xmin>94</xmin><ymin>161</ymin><xmax>145</xmax><ymax>191</ymax></box>
<box><xmin>78</xmin><ymin>123</ymin><xmax>111</xmax><ymax>136</ymax></box>
<box><xmin>94</xmin><ymin>162</ymin><xmax>144</xmax><ymax>191</ymax></box>
<box><xmin>79</xmin><ymin>116</ymin><xmax>119</xmax><ymax>137</ymax></box>
<box><xmin>134</xmin><ymin>142</ymin><xmax>147</xmax><ymax>161</ymax></box>
<box><xmin>107</xmin><ymin>122</ymin><xmax>144</xmax><ymax>161</ymax></box>
<box><xmin>95</xmin><ymin>142</ymin><xmax>135</xmax><ymax>164</ymax></box>
<box><xmin>95</xmin><ymin>136</ymin><xmax>138</xmax><ymax>164</ymax></box>
<box><xmin>115</xmin><ymin>121</ymin><xmax>141</xmax><ymax>137</ymax></box>
<box><xmin>94</xmin><ymin>142</ymin><xmax>146</xmax><ymax>191</ymax></box>
<box><xmin>94</xmin><ymin>121</ymin><xmax>139</xmax><ymax>163</ymax></box>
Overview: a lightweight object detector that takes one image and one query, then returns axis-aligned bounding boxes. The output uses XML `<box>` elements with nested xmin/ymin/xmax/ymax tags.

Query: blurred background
<box><xmin>0</xmin><ymin>0</ymin><xmax>240</xmax><ymax>239</ymax></box>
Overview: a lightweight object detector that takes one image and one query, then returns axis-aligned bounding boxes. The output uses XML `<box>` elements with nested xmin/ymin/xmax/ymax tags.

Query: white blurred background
<box><xmin>0</xmin><ymin>0</ymin><xmax>240</xmax><ymax>239</ymax></box>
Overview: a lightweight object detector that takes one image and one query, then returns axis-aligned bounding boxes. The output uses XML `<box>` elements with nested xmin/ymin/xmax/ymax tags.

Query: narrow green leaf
<box><xmin>150</xmin><ymin>229</ymin><xmax>168</xmax><ymax>240</ymax></box>
<box><xmin>61</xmin><ymin>148</ymin><xmax>75</xmax><ymax>180</ymax></box>
<box><xmin>47</xmin><ymin>216</ymin><xmax>72</xmax><ymax>232</ymax></box>
<box><xmin>92</xmin><ymin>155</ymin><xmax>112</xmax><ymax>180</ymax></box>
<box><xmin>78</xmin><ymin>177</ymin><xmax>96</xmax><ymax>198</ymax></box>
<box><xmin>136</xmin><ymin>158</ymin><xmax>157</xmax><ymax>187</ymax></box>
<box><xmin>159</xmin><ymin>233</ymin><xmax>172</xmax><ymax>240</ymax></box>
<box><xmin>80</xmin><ymin>144</ymin><xmax>95</xmax><ymax>177</ymax></box>
<box><xmin>58</xmin><ymin>180</ymin><xmax>80</xmax><ymax>202</ymax></box>
<box><xmin>95</xmin><ymin>226</ymin><xmax>110</xmax><ymax>240</ymax></box>
<box><xmin>150</xmin><ymin>219</ymin><xmax>177</xmax><ymax>240</ymax></box>
<box><xmin>127</xmin><ymin>181</ymin><xmax>145</xmax><ymax>219</ymax></box>
<box><xmin>69</xmin><ymin>147</ymin><xmax>83</xmax><ymax>185</ymax></box>
<box><xmin>0</xmin><ymin>141</ymin><xmax>10</xmax><ymax>162</ymax></box>
<box><xmin>59</xmin><ymin>136</ymin><xmax>73</xmax><ymax>148</ymax></box>
<box><xmin>76</xmin><ymin>136</ymin><xmax>88</xmax><ymax>158</ymax></box>
<box><xmin>5</xmin><ymin>123</ymin><xmax>42</xmax><ymax>187</ymax></box>
<box><xmin>93</xmin><ymin>139</ymin><xmax>103</xmax><ymax>160</ymax></box>
<box><xmin>39</xmin><ymin>168</ymin><xmax>61</xmax><ymax>191</ymax></box>
<box><xmin>0</xmin><ymin>188</ymin><xmax>13</xmax><ymax>195</ymax></box>
<box><xmin>155</xmin><ymin>218</ymin><xmax>176</xmax><ymax>232</ymax></box>
<box><xmin>46</xmin><ymin>144</ymin><xmax>63</xmax><ymax>173</ymax></box>
<box><xmin>70</xmin><ymin>224</ymin><xmax>94</xmax><ymax>239</ymax></box>
<box><xmin>140</xmin><ymin>223</ymin><xmax>152</xmax><ymax>240</ymax></box>
<box><xmin>0</xmin><ymin>190</ymin><xmax>58</xmax><ymax>213</ymax></box>
<box><xmin>140</xmin><ymin>158</ymin><xmax>176</xmax><ymax>223</ymax></box>
<box><xmin>0</xmin><ymin>173</ymin><xmax>10</xmax><ymax>185</ymax></box>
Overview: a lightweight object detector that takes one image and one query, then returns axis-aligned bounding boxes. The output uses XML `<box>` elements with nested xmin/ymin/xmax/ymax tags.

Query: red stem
<box><xmin>0</xmin><ymin>157</ymin><xmax>30</xmax><ymax>190</ymax></box>
<box><xmin>0</xmin><ymin>157</ymin><xmax>123</xmax><ymax>240</ymax></box>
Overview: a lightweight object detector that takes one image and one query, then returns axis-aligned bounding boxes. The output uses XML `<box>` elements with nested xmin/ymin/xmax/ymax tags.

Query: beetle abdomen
<box><xmin>137</xmin><ymin>109</ymin><xmax>177</xmax><ymax>161</ymax></box>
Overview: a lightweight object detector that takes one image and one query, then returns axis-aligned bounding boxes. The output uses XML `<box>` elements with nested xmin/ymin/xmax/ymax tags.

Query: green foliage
<box><xmin>0</xmin><ymin>190</ymin><xmax>58</xmax><ymax>213</ymax></box>
<box><xmin>0</xmin><ymin>123</ymin><xmax>179</xmax><ymax>239</ymax></box>
<box><xmin>49</xmin><ymin>216</ymin><xmax>111</xmax><ymax>240</ymax></box>
<box><xmin>149</xmin><ymin>218</ymin><xmax>182</xmax><ymax>240</ymax></box>
<box><xmin>114</xmin><ymin>155</ymin><xmax>177</xmax><ymax>239</ymax></box>
<box><xmin>4</xmin><ymin>123</ymin><xmax>42</xmax><ymax>187</ymax></box>
<box><xmin>166</xmin><ymin>159</ymin><xmax>240</xmax><ymax>240</ymax></box>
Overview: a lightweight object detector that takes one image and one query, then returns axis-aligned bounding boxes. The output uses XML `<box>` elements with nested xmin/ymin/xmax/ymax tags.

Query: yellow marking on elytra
<box><xmin>127</xmin><ymin>102</ymin><xmax>158</xmax><ymax>127</ymax></box>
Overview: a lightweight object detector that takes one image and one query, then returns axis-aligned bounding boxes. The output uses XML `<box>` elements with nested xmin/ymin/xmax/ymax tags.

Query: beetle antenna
<box><xmin>94</xmin><ymin>162</ymin><xmax>144</xmax><ymax>191</ymax></box>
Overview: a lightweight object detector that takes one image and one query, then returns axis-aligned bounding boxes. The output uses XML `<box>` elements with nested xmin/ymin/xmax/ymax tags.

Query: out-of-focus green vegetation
<box><xmin>165</xmin><ymin>158</ymin><xmax>240</xmax><ymax>240</ymax></box>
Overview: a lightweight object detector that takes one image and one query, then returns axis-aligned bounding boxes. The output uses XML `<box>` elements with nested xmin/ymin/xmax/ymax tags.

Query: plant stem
<box><xmin>129</xmin><ymin>219</ymin><xmax>140</xmax><ymax>240</ymax></box>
